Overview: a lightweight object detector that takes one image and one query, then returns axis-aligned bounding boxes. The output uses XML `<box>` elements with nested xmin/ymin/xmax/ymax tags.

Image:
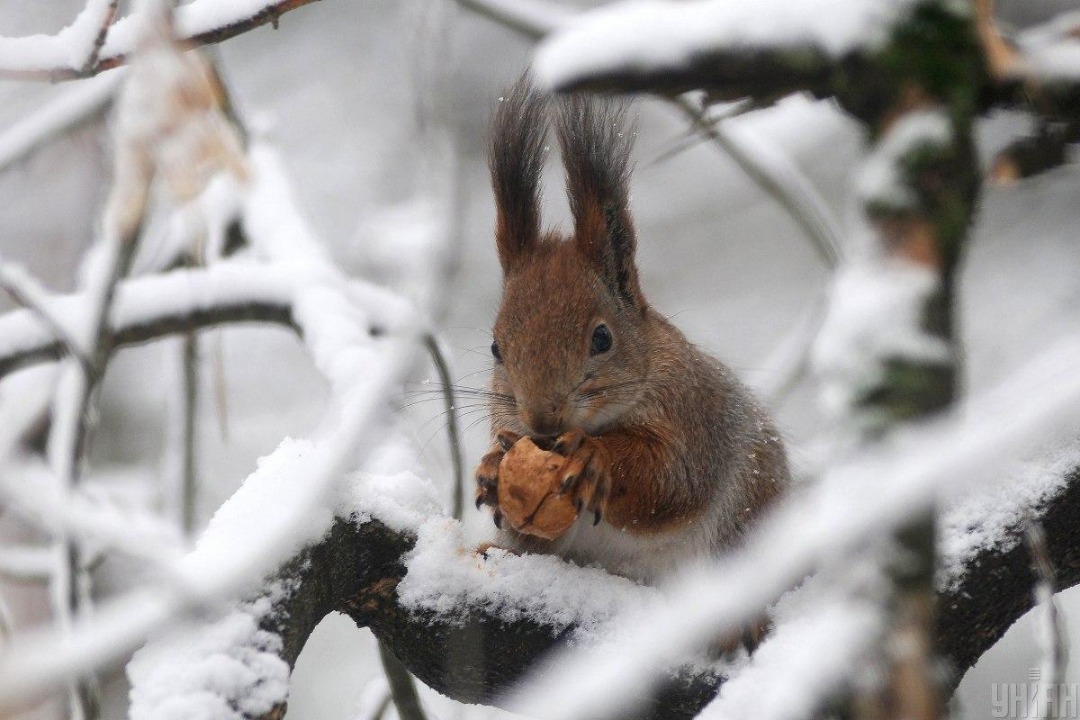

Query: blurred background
<box><xmin>1</xmin><ymin>1</ymin><xmax>1079</xmax><ymax>718</ymax></box>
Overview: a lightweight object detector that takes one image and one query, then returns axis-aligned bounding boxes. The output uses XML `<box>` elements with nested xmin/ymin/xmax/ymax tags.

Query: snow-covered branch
<box><xmin>120</xmin><ymin>441</ymin><xmax>1080</xmax><ymax>720</ymax></box>
<box><xmin>0</xmin><ymin>0</ymin><xmax>322</xmax><ymax>81</ymax></box>
<box><xmin>533</xmin><ymin>0</ymin><xmax>1080</xmax><ymax>128</ymax></box>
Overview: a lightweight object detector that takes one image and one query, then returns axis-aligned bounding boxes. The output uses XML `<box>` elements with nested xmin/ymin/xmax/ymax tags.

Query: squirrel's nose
<box><xmin>523</xmin><ymin>406</ymin><xmax>562</xmax><ymax>438</ymax></box>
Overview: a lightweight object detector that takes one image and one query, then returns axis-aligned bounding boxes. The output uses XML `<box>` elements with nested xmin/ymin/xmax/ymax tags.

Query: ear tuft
<box><xmin>557</xmin><ymin>95</ymin><xmax>643</xmax><ymax>309</ymax></box>
<box><xmin>489</xmin><ymin>73</ymin><xmax>548</xmax><ymax>274</ymax></box>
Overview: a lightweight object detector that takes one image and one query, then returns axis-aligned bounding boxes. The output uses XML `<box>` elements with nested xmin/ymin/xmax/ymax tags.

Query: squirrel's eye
<box><xmin>590</xmin><ymin>324</ymin><xmax>613</xmax><ymax>355</ymax></box>
<box><xmin>491</xmin><ymin>340</ymin><xmax>503</xmax><ymax>363</ymax></box>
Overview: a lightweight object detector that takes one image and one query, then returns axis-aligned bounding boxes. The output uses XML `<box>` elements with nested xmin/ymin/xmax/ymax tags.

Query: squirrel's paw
<box><xmin>553</xmin><ymin>429</ymin><xmax>611</xmax><ymax>526</ymax></box>
<box><xmin>474</xmin><ymin>430</ymin><xmax>521</xmax><ymax>529</ymax></box>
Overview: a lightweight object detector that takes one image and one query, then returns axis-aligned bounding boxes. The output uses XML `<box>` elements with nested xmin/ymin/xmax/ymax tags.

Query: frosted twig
<box><xmin>756</xmin><ymin>286</ymin><xmax>830</xmax><ymax>406</ymax></box>
<box><xmin>0</xmin><ymin>260</ymin><xmax>95</xmax><ymax>378</ymax></box>
<box><xmin>0</xmin><ymin>70</ymin><xmax>121</xmax><ymax>172</ymax></box>
<box><xmin>1025</xmin><ymin>517</ymin><xmax>1069</xmax><ymax>719</ymax></box>
<box><xmin>0</xmin><ymin>544</ymin><xmax>54</xmax><ymax>584</ymax></box>
<box><xmin>0</xmin><ymin>593</ymin><xmax>12</xmax><ymax>642</ymax></box>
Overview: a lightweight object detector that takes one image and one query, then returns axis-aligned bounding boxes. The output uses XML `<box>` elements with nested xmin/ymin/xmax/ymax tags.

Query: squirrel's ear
<box><xmin>489</xmin><ymin>74</ymin><xmax>548</xmax><ymax>274</ymax></box>
<box><xmin>558</xmin><ymin>95</ymin><xmax>644</xmax><ymax>311</ymax></box>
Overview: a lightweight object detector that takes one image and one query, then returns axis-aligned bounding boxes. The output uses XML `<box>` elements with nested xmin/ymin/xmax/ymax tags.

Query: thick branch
<box><xmin>937</xmin><ymin>466</ymin><xmax>1080</xmax><ymax>687</ymax></box>
<box><xmin>253</xmin><ymin>519</ymin><xmax>722</xmax><ymax>720</ymax></box>
<box><xmin>201</xmin><ymin>464</ymin><xmax>1080</xmax><ymax>719</ymax></box>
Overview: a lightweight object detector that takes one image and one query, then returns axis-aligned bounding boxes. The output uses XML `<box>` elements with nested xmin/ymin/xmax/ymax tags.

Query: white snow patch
<box><xmin>856</xmin><ymin>109</ymin><xmax>953</xmax><ymax>208</ymax></box>
<box><xmin>812</xmin><ymin>259</ymin><xmax>951</xmax><ymax>421</ymax></box>
<box><xmin>0</xmin><ymin>0</ymin><xmax>115</xmax><ymax>72</ymax></box>
<box><xmin>181</xmin><ymin>438</ymin><xmax>333</xmax><ymax>592</ymax></box>
<box><xmin>535</xmin><ymin>0</ymin><xmax>912</xmax><ymax>91</ymax></box>
<box><xmin>701</xmin><ymin>597</ymin><xmax>881</xmax><ymax>720</ymax></box>
<box><xmin>339</xmin><ymin>469</ymin><xmax>443</xmax><ymax>535</ymax></box>
<box><xmin>128</xmin><ymin>596</ymin><xmax>291</xmax><ymax>720</ymax></box>
<box><xmin>398</xmin><ymin>517</ymin><xmax>663</xmax><ymax>639</ymax></box>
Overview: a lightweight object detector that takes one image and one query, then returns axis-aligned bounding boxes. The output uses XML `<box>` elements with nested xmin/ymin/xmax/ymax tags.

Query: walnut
<box><xmin>497</xmin><ymin>437</ymin><xmax>579</xmax><ymax>540</ymax></box>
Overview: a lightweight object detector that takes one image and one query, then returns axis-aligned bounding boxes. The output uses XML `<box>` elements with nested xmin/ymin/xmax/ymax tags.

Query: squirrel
<box><xmin>474</xmin><ymin>76</ymin><xmax>790</xmax><ymax>585</ymax></box>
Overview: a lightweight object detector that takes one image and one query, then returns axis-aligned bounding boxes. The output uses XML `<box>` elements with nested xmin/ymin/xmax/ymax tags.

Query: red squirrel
<box><xmin>474</xmin><ymin>76</ymin><xmax>789</xmax><ymax>584</ymax></box>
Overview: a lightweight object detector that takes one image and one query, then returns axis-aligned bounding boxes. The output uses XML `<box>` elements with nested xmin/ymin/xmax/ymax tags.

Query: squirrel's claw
<box><xmin>552</xmin><ymin>430</ymin><xmax>610</xmax><ymax>527</ymax></box>
<box><xmin>474</xmin><ymin>444</ymin><xmax>507</xmax><ymax>511</ymax></box>
<box><xmin>496</xmin><ymin>430</ymin><xmax>521</xmax><ymax>452</ymax></box>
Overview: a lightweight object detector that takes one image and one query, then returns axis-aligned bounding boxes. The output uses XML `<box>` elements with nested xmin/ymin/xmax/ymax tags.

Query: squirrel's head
<box><xmin>487</xmin><ymin>75</ymin><xmax>650</xmax><ymax>439</ymax></box>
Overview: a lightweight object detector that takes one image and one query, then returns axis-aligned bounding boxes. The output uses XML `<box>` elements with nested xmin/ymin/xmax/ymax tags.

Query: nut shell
<box><xmin>497</xmin><ymin>437</ymin><xmax>579</xmax><ymax>540</ymax></box>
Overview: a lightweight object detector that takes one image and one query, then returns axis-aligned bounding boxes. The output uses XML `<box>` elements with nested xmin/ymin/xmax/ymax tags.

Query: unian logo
<box><xmin>991</xmin><ymin>669</ymin><xmax>1079</xmax><ymax>718</ymax></box>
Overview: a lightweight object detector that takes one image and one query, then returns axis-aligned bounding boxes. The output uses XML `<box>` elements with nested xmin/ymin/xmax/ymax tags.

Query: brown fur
<box><xmin>475</xmin><ymin>75</ymin><xmax>790</xmax><ymax>583</ymax></box>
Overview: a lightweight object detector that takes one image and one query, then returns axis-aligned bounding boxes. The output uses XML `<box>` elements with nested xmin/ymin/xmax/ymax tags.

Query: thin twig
<box><xmin>180</xmin><ymin>332</ymin><xmax>199</xmax><ymax>536</ymax></box>
<box><xmin>1025</xmin><ymin>517</ymin><xmax>1069</xmax><ymax>719</ymax></box>
<box><xmin>424</xmin><ymin>334</ymin><xmax>464</xmax><ymax>520</ymax></box>
<box><xmin>671</xmin><ymin>95</ymin><xmax>843</xmax><ymax>269</ymax></box>
<box><xmin>80</xmin><ymin>0</ymin><xmax>120</xmax><ymax>75</ymax></box>
<box><xmin>378</xmin><ymin>642</ymin><xmax>429</xmax><ymax>720</ymax></box>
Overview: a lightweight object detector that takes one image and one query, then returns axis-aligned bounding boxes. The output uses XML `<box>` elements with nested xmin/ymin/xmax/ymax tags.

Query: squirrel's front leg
<box><xmin>553</xmin><ymin>426</ymin><xmax>687</xmax><ymax>533</ymax></box>
<box><xmin>474</xmin><ymin>429</ymin><xmax>521</xmax><ymax>528</ymax></box>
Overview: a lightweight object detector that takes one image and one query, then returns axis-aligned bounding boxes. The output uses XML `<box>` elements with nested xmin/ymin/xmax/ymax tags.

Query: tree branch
<box><xmin>134</xmin><ymin>462</ymin><xmax>1075</xmax><ymax>720</ymax></box>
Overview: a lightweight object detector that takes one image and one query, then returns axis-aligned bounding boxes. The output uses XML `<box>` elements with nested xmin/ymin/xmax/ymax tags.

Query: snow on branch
<box><xmin>534</xmin><ymin>0</ymin><xmax>913</xmax><ymax>100</ymax></box>
<box><xmin>0</xmin><ymin>0</ymin><xmax>321</xmax><ymax>81</ymax></box>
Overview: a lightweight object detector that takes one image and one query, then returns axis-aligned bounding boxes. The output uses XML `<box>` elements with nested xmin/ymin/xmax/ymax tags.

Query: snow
<box><xmin>700</xmin><ymin>597</ymin><xmax>881</xmax><ymax>720</ymax></box>
<box><xmin>856</xmin><ymin>109</ymin><xmax>953</xmax><ymax>209</ymax></box>
<box><xmin>535</xmin><ymin>0</ymin><xmax>912</xmax><ymax>92</ymax></box>
<box><xmin>179</xmin><ymin>438</ymin><xmax>332</xmax><ymax>589</ymax></box>
<box><xmin>811</xmin><ymin>259</ymin><xmax>951</xmax><ymax>424</ymax></box>
<box><xmin>398</xmin><ymin>516</ymin><xmax>663</xmax><ymax>640</ymax></box>
<box><xmin>0</xmin><ymin>0</ymin><xmax>114</xmax><ymax>73</ymax></box>
<box><xmin>1018</xmin><ymin>11</ymin><xmax>1080</xmax><ymax>81</ymax></box>
<box><xmin>127</xmin><ymin>596</ymin><xmax>291</xmax><ymax>720</ymax></box>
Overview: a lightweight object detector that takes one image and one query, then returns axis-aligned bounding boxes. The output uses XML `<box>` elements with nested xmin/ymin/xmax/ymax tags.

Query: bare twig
<box><xmin>80</xmin><ymin>0</ymin><xmax>120</xmax><ymax>75</ymax></box>
<box><xmin>378</xmin><ymin>642</ymin><xmax>429</xmax><ymax>720</ymax></box>
<box><xmin>1026</xmin><ymin>517</ymin><xmax>1069</xmax><ymax>719</ymax></box>
<box><xmin>423</xmin><ymin>334</ymin><xmax>464</xmax><ymax>520</ymax></box>
<box><xmin>180</xmin><ymin>332</ymin><xmax>199</xmax><ymax>536</ymax></box>
<box><xmin>671</xmin><ymin>94</ymin><xmax>843</xmax><ymax>269</ymax></box>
